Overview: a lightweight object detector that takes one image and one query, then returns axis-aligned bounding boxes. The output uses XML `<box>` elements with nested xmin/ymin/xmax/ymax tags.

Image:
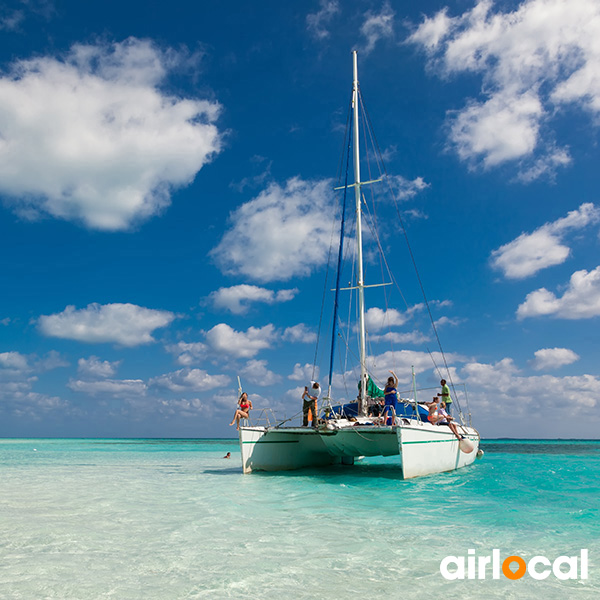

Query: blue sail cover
<box><xmin>330</xmin><ymin>400</ymin><xmax>429</xmax><ymax>420</ymax></box>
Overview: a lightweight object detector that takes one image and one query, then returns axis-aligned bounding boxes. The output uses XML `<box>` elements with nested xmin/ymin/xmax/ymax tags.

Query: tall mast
<box><xmin>352</xmin><ymin>50</ymin><xmax>368</xmax><ymax>416</ymax></box>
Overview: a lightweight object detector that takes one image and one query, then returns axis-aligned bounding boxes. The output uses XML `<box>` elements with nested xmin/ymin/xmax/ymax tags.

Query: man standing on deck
<box><xmin>302</xmin><ymin>381</ymin><xmax>321</xmax><ymax>428</ymax></box>
<box><xmin>438</xmin><ymin>379</ymin><xmax>452</xmax><ymax>415</ymax></box>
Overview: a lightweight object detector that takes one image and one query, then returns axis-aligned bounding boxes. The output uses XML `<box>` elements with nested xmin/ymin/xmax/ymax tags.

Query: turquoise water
<box><xmin>1</xmin><ymin>439</ymin><xmax>598</xmax><ymax>599</ymax></box>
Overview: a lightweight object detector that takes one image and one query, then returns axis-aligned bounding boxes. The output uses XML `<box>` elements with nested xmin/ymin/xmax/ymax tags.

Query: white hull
<box><xmin>239</xmin><ymin>419</ymin><xmax>480</xmax><ymax>478</ymax></box>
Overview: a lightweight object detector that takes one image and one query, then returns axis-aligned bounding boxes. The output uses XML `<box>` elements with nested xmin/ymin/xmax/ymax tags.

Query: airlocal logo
<box><xmin>440</xmin><ymin>549</ymin><xmax>589</xmax><ymax>580</ymax></box>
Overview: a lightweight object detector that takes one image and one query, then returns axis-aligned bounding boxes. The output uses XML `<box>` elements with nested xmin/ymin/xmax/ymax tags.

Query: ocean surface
<box><xmin>1</xmin><ymin>438</ymin><xmax>598</xmax><ymax>599</ymax></box>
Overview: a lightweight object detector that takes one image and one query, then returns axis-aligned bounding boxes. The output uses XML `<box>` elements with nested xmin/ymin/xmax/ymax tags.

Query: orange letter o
<box><xmin>502</xmin><ymin>556</ymin><xmax>527</xmax><ymax>580</ymax></box>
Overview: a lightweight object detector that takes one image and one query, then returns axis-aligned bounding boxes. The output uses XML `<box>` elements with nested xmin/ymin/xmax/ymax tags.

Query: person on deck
<box><xmin>382</xmin><ymin>371</ymin><xmax>398</xmax><ymax>426</ymax></box>
<box><xmin>229</xmin><ymin>392</ymin><xmax>252</xmax><ymax>430</ymax></box>
<box><xmin>427</xmin><ymin>397</ymin><xmax>440</xmax><ymax>424</ymax></box>
<box><xmin>437</xmin><ymin>402</ymin><xmax>464</xmax><ymax>441</ymax></box>
<box><xmin>438</xmin><ymin>379</ymin><xmax>452</xmax><ymax>415</ymax></box>
<box><xmin>302</xmin><ymin>381</ymin><xmax>321</xmax><ymax>428</ymax></box>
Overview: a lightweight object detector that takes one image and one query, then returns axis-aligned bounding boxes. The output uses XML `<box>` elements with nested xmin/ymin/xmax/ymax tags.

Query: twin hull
<box><xmin>239</xmin><ymin>421</ymin><xmax>479</xmax><ymax>478</ymax></box>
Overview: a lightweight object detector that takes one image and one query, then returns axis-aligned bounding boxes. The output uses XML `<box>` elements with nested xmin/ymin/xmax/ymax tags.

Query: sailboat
<box><xmin>238</xmin><ymin>51</ymin><xmax>481</xmax><ymax>478</ymax></box>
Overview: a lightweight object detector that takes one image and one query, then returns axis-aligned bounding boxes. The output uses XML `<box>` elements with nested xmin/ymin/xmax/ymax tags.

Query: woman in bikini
<box><xmin>229</xmin><ymin>392</ymin><xmax>252</xmax><ymax>430</ymax></box>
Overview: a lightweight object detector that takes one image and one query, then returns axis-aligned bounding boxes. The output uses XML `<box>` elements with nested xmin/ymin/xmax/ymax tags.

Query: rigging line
<box><xmin>426</xmin><ymin>346</ymin><xmax>463</xmax><ymax>417</ymax></box>
<box><xmin>314</xmin><ymin>95</ymin><xmax>354</xmax><ymax>381</ymax></box>
<box><xmin>358</xmin><ymin>92</ymin><xmax>391</xmax><ymax>315</ymax></box>
<box><xmin>313</xmin><ymin>190</ymin><xmax>341</xmax><ymax>380</ymax></box>
<box><xmin>336</xmin><ymin>96</ymin><xmax>354</xmax><ymax>185</ymax></box>
<box><xmin>328</xmin><ymin>108</ymin><xmax>354</xmax><ymax>393</ymax></box>
<box><xmin>360</xmin><ymin>198</ymin><xmax>403</xmax><ymax>362</ymax></box>
<box><xmin>360</xmin><ymin>97</ymin><xmax>457</xmax><ymax>392</ymax></box>
<box><xmin>357</xmin><ymin>92</ymin><xmax>397</xmax><ymax>362</ymax></box>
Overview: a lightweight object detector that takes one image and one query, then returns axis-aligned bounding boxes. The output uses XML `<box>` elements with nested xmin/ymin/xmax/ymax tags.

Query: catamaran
<box><xmin>238</xmin><ymin>51</ymin><xmax>481</xmax><ymax>478</ymax></box>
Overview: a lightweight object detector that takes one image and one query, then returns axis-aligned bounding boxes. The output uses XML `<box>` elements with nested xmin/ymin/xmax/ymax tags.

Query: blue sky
<box><xmin>1</xmin><ymin>0</ymin><xmax>599</xmax><ymax>439</ymax></box>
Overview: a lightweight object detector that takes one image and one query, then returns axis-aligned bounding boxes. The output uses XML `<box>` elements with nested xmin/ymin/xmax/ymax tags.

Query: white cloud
<box><xmin>2</xmin><ymin>391</ymin><xmax>66</xmax><ymax>418</ymax></box>
<box><xmin>210</xmin><ymin>284</ymin><xmax>298</xmax><ymax>315</ymax></box>
<box><xmin>205</xmin><ymin>323</ymin><xmax>276</xmax><ymax>358</ymax></box>
<box><xmin>282</xmin><ymin>324</ymin><xmax>317</xmax><ymax>343</ymax></box>
<box><xmin>38</xmin><ymin>303</ymin><xmax>175</xmax><ymax>346</ymax></box>
<box><xmin>459</xmin><ymin>357</ymin><xmax>600</xmax><ymax>437</ymax></box>
<box><xmin>151</xmin><ymin>368</ymin><xmax>229</xmax><ymax>392</ymax></box>
<box><xmin>367</xmin><ymin>349</ymin><xmax>463</xmax><ymax>386</ymax></box>
<box><xmin>517</xmin><ymin>266</ymin><xmax>600</xmax><ymax>319</ymax></box>
<box><xmin>289</xmin><ymin>363</ymin><xmax>319</xmax><ymax>382</ymax></box>
<box><xmin>386</xmin><ymin>175</ymin><xmax>429</xmax><ymax>200</ymax></box>
<box><xmin>367</xmin><ymin>330</ymin><xmax>429</xmax><ymax>345</ymax></box>
<box><xmin>408</xmin><ymin>0</ymin><xmax>600</xmax><ymax>178</ymax></box>
<box><xmin>306</xmin><ymin>0</ymin><xmax>340</xmax><ymax>40</ymax></box>
<box><xmin>77</xmin><ymin>356</ymin><xmax>120</xmax><ymax>378</ymax></box>
<box><xmin>531</xmin><ymin>347</ymin><xmax>580</xmax><ymax>371</ymax></box>
<box><xmin>0</xmin><ymin>351</ymin><xmax>29</xmax><ymax>371</ymax></box>
<box><xmin>433</xmin><ymin>316</ymin><xmax>461</xmax><ymax>328</ymax></box>
<box><xmin>450</xmin><ymin>91</ymin><xmax>544</xmax><ymax>168</ymax></box>
<box><xmin>211</xmin><ymin>177</ymin><xmax>337</xmax><ymax>282</ymax></box>
<box><xmin>360</xmin><ymin>2</ymin><xmax>395</xmax><ymax>55</ymax></box>
<box><xmin>68</xmin><ymin>378</ymin><xmax>147</xmax><ymax>396</ymax></box>
<box><xmin>365</xmin><ymin>307</ymin><xmax>410</xmax><ymax>332</ymax></box>
<box><xmin>165</xmin><ymin>341</ymin><xmax>208</xmax><ymax>366</ymax></box>
<box><xmin>491</xmin><ymin>203</ymin><xmax>600</xmax><ymax>279</ymax></box>
<box><xmin>0</xmin><ymin>38</ymin><xmax>222</xmax><ymax>230</ymax></box>
<box><xmin>241</xmin><ymin>359</ymin><xmax>281</xmax><ymax>386</ymax></box>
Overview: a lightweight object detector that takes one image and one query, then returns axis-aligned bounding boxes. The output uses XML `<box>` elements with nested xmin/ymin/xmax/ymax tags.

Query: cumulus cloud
<box><xmin>0</xmin><ymin>350</ymin><xmax>67</xmax><ymax>417</ymax></box>
<box><xmin>289</xmin><ymin>363</ymin><xmax>319</xmax><ymax>382</ymax></box>
<box><xmin>517</xmin><ymin>266</ymin><xmax>600</xmax><ymax>319</ymax></box>
<box><xmin>367</xmin><ymin>349</ymin><xmax>463</xmax><ymax>386</ymax></box>
<box><xmin>77</xmin><ymin>356</ymin><xmax>121</xmax><ymax>378</ymax></box>
<box><xmin>241</xmin><ymin>359</ymin><xmax>281</xmax><ymax>386</ymax></box>
<box><xmin>0</xmin><ymin>37</ymin><xmax>222</xmax><ymax>230</ymax></box>
<box><xmin>68</xmin><ymin>378</ymin><xmax>147</xmax><ymax>396</ymax></box>
<box><xmin>150</xmin><ymin>368</ymin><xmax>229</xmax><ymax>392</ymax></box>
<box><xmin>0</xmin><ymin>351</ymin><xmax>30</xmax><ymax>372</ymax></box>
<box><xmin>433</xmin><ymin>316</ymin><xmax>461</xmax><ymax>328</ymax></box>
<box><xmin>210</xmin><ymin>284</ymin><xmax>298</xmax><ymax>315</ymax></box>
<box><xmin>211</xmin><ymin>177</ymin><xmax>337</xmax><ymax>282</ymax></box>
<box><xmin>386</xmin><ymin>175</ymin><xmax>429</xmax><ymax>200</ymax></box>
<box><xmin>204</xmin><ymin>323</ymin><xmax>276</xmax><ymax>358</ymax></box>
<box><xmin>360</xmin><ymin>2</ymin><xmax>395</xmax><ymax>55</ymax></box>
<box><xmin>365</xmin><ymin>307</ymin><xmax>410</xmax><ymax>332</ymax></box>
<box><xmin>531</xmin><ymin>347</ymin><xmax>580</xmax><ymax>371</ymax></box>
<box><xmin>282</xmin><ymin>324</ymin><xmax>317</xmax><ymax>344</ymax></box>
<box><xmin>491</xmin><ymin>203</ymin><xmax>600</xmax><ymax>279</ymax></box>
<box><xmin>367</xmin><ymin>330</ymin><xmax>429</xmax><ymax>345</ymax></box>
<box><xmin>306</xmin><ymin>0</ymin><xmax>340</xmax><ymax>39</ymax></box>
<box><xmin>450</xmin><ymin>91</ymin><xmax>544</xmax><ymax>168</ymax></box>
<box><xmin>38</xmin><ymin>303</ymin><xmax>176</xmax><ymax>346</ymax></box>
<box><xmin>408</xmin><ymin>0</ymin><xmax>600</xmax><ymax>178</ymax></box>
<box><xmin>165</xmin><ymin>341</ymin><xmax>208</xmax><ymax>366</ymax></box>
<box><xmin>460</xmin><ymin>356</ymin><xmax>600</xmax><ymax>434</ymax></box>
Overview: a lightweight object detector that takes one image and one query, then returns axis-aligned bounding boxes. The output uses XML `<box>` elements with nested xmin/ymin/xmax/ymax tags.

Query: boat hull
<box><xmin>239</xmin><ymin>420</ymin><xmax>480</xmax><ymax>478</ymax></box>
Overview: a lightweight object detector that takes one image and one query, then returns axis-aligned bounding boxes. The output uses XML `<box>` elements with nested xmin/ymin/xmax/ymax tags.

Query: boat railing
<box><xmin>245</xmin><ymin>407</ymin><xmax>279</xmax><ymax>428</ymax></box>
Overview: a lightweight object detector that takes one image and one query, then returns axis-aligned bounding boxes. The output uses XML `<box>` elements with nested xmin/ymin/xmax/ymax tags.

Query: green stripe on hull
<box><xmin>404</xmin><ymin>437</ymin><xmax>477</xmax><ymax>445</ymax></box>
<box><xmin>242</xmin><ymin>440</ymin><xmax>300</xmax><ymax>444</ymax></box>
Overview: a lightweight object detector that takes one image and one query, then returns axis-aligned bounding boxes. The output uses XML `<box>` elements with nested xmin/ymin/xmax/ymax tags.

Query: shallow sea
<box><xmin>0</xmin><ymin>438</ymin><xmax>598</xmax><ymax>599</ymax></box>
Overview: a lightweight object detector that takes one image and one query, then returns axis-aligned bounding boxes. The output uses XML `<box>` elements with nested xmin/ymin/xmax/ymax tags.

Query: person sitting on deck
<box><xmin>382</xmin><ymin>371</ymin><xmax>399</xmax><ymax>426</ymax></box>
<box><xmin>427</xmin><ymin>397</ymin><xmax>440</xmax><ymax>424</ymax></box>
<box><xmin>436</xmin><ymin>401</ymin><xmax>464</xmax><ymax>441</ymax></box>
<box><xmin>229</xmin><ymin>392</ymin><xmax>252</xmax><ymax>430</ymax></box>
